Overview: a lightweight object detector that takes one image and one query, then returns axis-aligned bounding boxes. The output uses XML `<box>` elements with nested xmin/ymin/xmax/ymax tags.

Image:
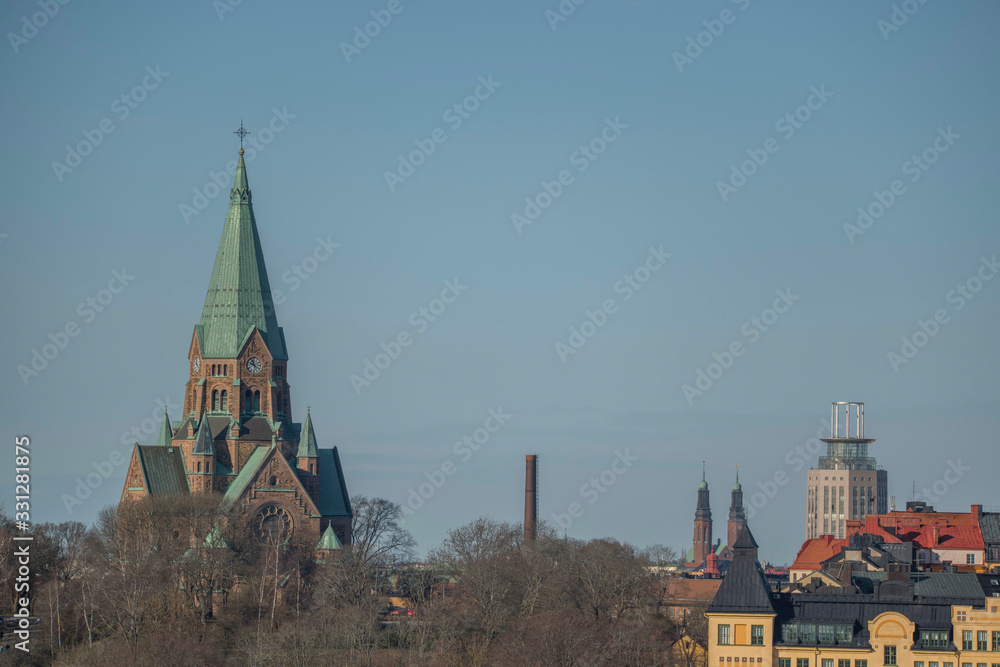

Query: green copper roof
<box><xmin>297</xmin><ymin>409</ymin><xmax>318</xmax><ymax>460</ymax></box>
<box><xmin>221</xmin><ymin>447</ymin><xmax>271</xmax><ymax>509</ymax></box>
<box><xmin>155</xmin><ymin>410</ymin><xmax>173</xmax><ymax>446</ymax></box>
<box><xmin>136</xmin><ymin>445</ymin><xmax>190</xmax><ymax>495</ymax></box>
<box><xmin>192</xmin><ymin>418</ymin><xmax>216</xmax><ymax>456</ymax></box>
<box><xmin>316</xmin><ymin>524</ymin><xmax>342</xmax><ymax>550</ymax></box>
<box><xmin>197</xmin><ymin>152</ymin><xmax>287</xmax><ymax>360</ymax></box>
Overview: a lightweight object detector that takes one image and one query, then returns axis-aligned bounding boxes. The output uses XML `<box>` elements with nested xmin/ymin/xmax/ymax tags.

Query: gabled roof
<box><xmin>297</xmin><ymin>409</ymin><xmax>318</xmax><ymax>460</ymax></box>
<box><xmin>197</xmin><ymin>151</ymin><xmax>287</xmax><ymax>360</ymax></box>
<box><xmin>136</xmin><ymin>445</ymin><xmax>189</xmax><ymax>495</ymax></box>
<box><xmin>155</xmin><ymin>410</ymin><xmax>173</xmax><ymax>446</ymax></box>
<box><xmin>192</xmin><ymin>418</ymin><xmax>215</xmax><ymax>456</ymax></box>
<box><xmin>316</xmin><ymin>524</ymin><xmax>342</xmax><ymax>550</ymax></box>
<box><xmin>707</xmin><ymin>525</ymin><xmax>775</xmax><ymax>615</ymax></box>
<box><xmin>317</xmin><ymin>448</ymin><xmax>352</xmax><ymax>517</ymax></box>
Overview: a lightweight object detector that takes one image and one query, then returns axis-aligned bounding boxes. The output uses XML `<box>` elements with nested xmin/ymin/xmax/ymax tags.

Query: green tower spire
<box><xmin>196</xmin><ymin>142</ymin><xmax>287</xmax><ymax>360</ymax></box>
<box><xmin>155</xmin><ymin>409</ymin><xmax>173</xmax><ymax>446</ymax></box>
<box><xmin>297</xmin><ymin>407</ymin><xmax>318</xmax><ymax>460</ymax></box>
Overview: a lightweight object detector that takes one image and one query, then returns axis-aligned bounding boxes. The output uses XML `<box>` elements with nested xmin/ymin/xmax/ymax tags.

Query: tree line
<box><xmin>0</xmin><ymin>496</ymin><xmax>707</xmax><ymax>666</ymax></box>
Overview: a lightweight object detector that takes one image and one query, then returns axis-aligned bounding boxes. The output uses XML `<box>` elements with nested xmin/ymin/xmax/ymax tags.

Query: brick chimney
<box><xmin>931</xmin><ymin>523</ymin><xmax>940</xmax><ymax>547</ymax></box>
<box><xmin>524</xmin><ymin>455</ymin><xmax>538</xmax><ymax>542</ymax></box>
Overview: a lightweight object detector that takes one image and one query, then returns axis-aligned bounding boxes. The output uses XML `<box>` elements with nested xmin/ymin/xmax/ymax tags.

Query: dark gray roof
<box><xmin>707</xmin><ymin>525</ymin><xmax>775</xmax><ymax>614</ymax></box>
<box><xmin>137</xmin><ymin>445</ymin><xmax>189</xmax><ymax>495</ymax></box>
<box><xmin>317</xmin><ymin>448</ymin><xmax>352</xmax><ymax>517</ymax></box>
<box><xmin>980</xmin><ymin>512</ymin><xmax>1000</xmax><ymax>544</ymax></box>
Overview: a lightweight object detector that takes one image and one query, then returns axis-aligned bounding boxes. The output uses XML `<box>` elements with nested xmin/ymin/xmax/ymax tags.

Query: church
<box><xmin>687</xmin><ymin>463</ymin><xmax>746</xmax><ymax>573</ymax></box>
<box><xmin>119</xmin><ymin>139</ymin><xmax>352</xmax><ymax>549</ymax></box>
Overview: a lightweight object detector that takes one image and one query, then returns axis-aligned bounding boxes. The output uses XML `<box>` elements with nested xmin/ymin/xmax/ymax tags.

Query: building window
<box><xmin>253</xmin><ymin>390</ymin><xmax>261</xmax><ymax>411</ymax></box>
<box><xmin>992</xmin><ymin>631</ymin><xmax>1000</xmax><ymax>650</ymax></box>
<box><xmin>212</xmin><ymin>389</ymin><xmax>219</xmax><ymax>411</ymax></box>
<box><xmin>980</xmin><ymin>631</ymin><xmax>989</xmax><ymax>651</ymax></box>
<box><xmin>800</xmin><ymin>624</ymin><xmax>817</xmax><ymax>643</ymax></box>
<box><xmin>779</xmin><ymin>660</ymin><xmax>791</xmax><ymax>667</ymax></box>
<box><xmin>819</xmin><ymin>625</ymin><xmax>836</xmax><ymax>644</ymax></box>
<box><xmin>884</xmin><ymin>645</ymin><xmax>896</xmax><ymax>665</ymax></box>
<box><xmin>856</xmin><ymin>662</ymin><xmax>867</xmax><ymax>667</ymax></box>
<box><xmin>837</xmin><ymin>625</ymin><xmax>853</xmax><ymax>643</ymax></box>
<box><xmin>840</xmin><ymin>661</ymin><xmax>851</xmax><ymax>667</ymax></box>
<box><xmin>968</xmin><ymin>554</ymin><xmax>977</xmax><ymax>564</ymax></box>
<box><xmin>966</xmin><ymin>631</ymin><xmax>975</xmax><ymax>650</ymax></box>
<box><xmin>197</xmin><ymin>461</ymin><xmax>201</xmax><ymax>473</ymax></box>
<box><xmin>751</xmin><ymin>625</ymin><xmax>764</xmax><ymax>646</ymax></box>
<box><xmin>221</xmin><ymin>390</ymin><xmax>227</xmax><ymax>411</ymax></box>
<box><xmin>823</xmin><ymin>661</ymin><xmax>833</xmax><ymax>667</ymax></box>
<box><xmin>797</xmin><ymin>660</ymin><xmax>810</xmax><ymax>667</ymax></box>
<box><xmin>718</xmin><ymin>624</ymin><xmax>731</xmax><ymax>645</ymax></box>
<box><xmin>922</xmin><ymin>630</ymin><xmax>949</xmax><ymax>648</ymax></box>
<box><xmin>782</xmin><ymin>625</ymin><xmax>798</xmax><ymax>643</ymax></box>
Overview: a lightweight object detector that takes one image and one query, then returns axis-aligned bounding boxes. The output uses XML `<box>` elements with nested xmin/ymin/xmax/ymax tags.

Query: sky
<box><xmin>1</xmin><ymin>0</ymin><xmax>998</xmax><ymax>564</ymax></box>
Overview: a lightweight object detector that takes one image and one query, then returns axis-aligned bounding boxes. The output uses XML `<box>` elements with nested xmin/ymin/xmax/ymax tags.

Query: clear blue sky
<box><xmin>1</xmin><ymin>0</ymin><xmax>998</xmax><ymax>563</ymax></box>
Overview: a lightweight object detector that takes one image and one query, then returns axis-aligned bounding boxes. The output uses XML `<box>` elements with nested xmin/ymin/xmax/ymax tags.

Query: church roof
<box><xmin>707</xmin><ymin>525</ymin><xmax>776</xmax><ymax>615</ymax></box>
<box><xmin>192</xmin><ymin>418</ymin><xmax>216</xmax><ymax>456</ymax></box>
<box><xmin>317</xmin><ymin>448</ymin><xmax>352</xmax><ymax>517</ymax></box>
<box><xmin>155</xmin><ymin>410</ymin><xmax>173</xmax><ymax>446</ymax></box>
<box><xmin>197</xmin><ymin>151</ymin><xmax>287</xmax><ymax>360</ymax></box>
<box><xmin>316</xmin><ymin>524</ymin><xmax>342</xmax><ymax>550</ymax></box>
<box><xmin>297</xmin><ymin>410</ymin><xmax>318</xmax><ymax>460</ymax></box>
<box><xmin>221</xmin><ymin>447</ymin><xmax>271</xmax><ymax>509</ymax></box>
<box><xmin>136</xmin><ymin>445</ymin><xmax>190</xmax><ymax>495</ymax></box>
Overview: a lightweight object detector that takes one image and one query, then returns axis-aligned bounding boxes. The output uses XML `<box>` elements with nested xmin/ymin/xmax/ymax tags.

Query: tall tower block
<box><xmin>805</xmin><ymin>402</ymin><xmax>888</xmax><ymax>540</ymax></box>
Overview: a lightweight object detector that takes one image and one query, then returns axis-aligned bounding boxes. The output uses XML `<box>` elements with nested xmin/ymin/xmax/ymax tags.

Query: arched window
<box><xmin>245</xmin><ymin>390</ymin><xmax>253</xmax><ymax>412</ymax></box>
<box><xmin>197</xmin><ymin>461</ymin><xmax>202</xmax><ymax>473</ymax></box>
<box><xmin>223</xmin><ymin>364</ymin><xmax>227</xmax><ymax>375</ymax></box>
<box><xmin>276</xmin><ymin>390</ymin><xmax>282</xmax><ymax>414</ymax></box>
<box><xmin>253</xmin><ymin>390</ymin><xmax>261</xmax><ymax>412</ymax></box>
<box><xmin>212</xmin><ymin>390</ymin><xmax>219</xmax><ymax>411</ymax></box>
<box><xmin>221</xmin><ymin>390</ymin><xmax>228</xmax><ymax>411</ymax></box>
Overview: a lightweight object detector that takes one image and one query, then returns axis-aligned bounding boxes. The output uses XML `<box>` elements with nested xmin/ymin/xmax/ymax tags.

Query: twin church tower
<box><xmin>689</xmin><ymin>463</ymin><xmax>747</xmax><ymax>569</ymax></box>
<box><xmin>119</xmin><ymin>142</ymin><xmax>353</xmax><ymax>548</ymax></box>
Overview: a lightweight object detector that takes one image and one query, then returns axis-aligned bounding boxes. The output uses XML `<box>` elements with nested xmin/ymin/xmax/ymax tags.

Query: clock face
<box><xmin>193</xmin><ymin>357</ymin><xmax>200</xmax><ymax>372</ymax></box>
<box><xmin>246</xmin><ymin>357</ymin><xmax>262</xmax><ymax>374</ymax></box>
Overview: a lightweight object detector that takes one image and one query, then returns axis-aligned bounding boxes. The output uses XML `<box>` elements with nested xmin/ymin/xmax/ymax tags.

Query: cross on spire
<box><xmin>234</xmin><ymin>120</ymin><xmax>249</xmax><ymax>153</ymax></box>
<box><xmin>702</xmin><ymin>460</ymin><xmax>706</xmax><ymax>482</ymax></box>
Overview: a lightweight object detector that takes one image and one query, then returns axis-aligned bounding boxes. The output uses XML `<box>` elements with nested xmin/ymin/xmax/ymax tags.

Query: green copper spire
<box><xmin>193</xmin><ymin>418</ymin><xmax>216</xmax><ymax>456</ymax></box>
<box><xmin>316</xmin><ymin>524</ymin><xmax>342</xmax><ymax>550</ymax></box>
<box><xmin>733</xmin><ymin>463</ymin><xmax>742</xmax><ymax>491</ymax></box>
<box><xmin>698</xmin><ymin>460</ymin><xmax>708</xmax><ymax>490</ymax></box>
<box><xmin>197</xmin><ymin>145</ymin><xmax>287</xmax><ymax>360</ymax></box>
<box><xmin>155</xmin><ymin>409</ymin><xmax>173</xmax><ymax>446</ymax></box>
<box><xmin>297</xmin><ymin>407</ymin><xmax>318</xmax><ymax>460</ymax></box>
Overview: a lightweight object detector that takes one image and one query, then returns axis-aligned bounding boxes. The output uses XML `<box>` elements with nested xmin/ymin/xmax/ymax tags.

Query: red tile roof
<box><xmin>791</xmin><ymin>535</ymin><xmax>847</xmax><ymax>572</ymax></box>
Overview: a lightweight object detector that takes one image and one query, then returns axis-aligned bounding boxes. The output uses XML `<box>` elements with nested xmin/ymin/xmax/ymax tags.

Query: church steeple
<box><xmin>196</xmin><ymin>147</ymin><xmax>287</xmax><ymax>361</ymax></box>
<box><xmin>155</xmin><ymin>409</ymin><xmax>173</xmax><ymax>446</ymax></box>
<box><xmin>693</xmin><ymin>461</ymin><xmax>713</xmax><ymax>566</ymax></box>
<box><xmin>728</xmin><ymin>464</ymin><xmax>746</xmax><ymax>549</ymax></box>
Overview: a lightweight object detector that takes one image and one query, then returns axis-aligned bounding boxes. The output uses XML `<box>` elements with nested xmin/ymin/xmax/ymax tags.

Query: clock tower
<box><xmin>120</xmin><ymin>143</ymin><xmax>352</xmax><ymax>548</ymax></box>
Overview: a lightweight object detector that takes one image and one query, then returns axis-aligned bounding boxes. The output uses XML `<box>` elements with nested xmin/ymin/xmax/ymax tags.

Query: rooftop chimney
<box><xmin>525</xmin><ymin>455</ymin><xmax>538</xmax><ymax>542</ymax></box>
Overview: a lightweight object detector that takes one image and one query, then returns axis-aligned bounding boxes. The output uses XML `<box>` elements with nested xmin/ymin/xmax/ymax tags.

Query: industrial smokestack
<box><xmin>525</xmin><ymin>455</ymin><xmax>538</xmax><ymax>542</ymax></box>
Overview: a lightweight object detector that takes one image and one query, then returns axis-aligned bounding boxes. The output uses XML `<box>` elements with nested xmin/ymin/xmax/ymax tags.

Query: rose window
<box><xmin>253</xmin><ymin>504</ymin><xmax>292</xmax><ymax>544</ymax></box>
